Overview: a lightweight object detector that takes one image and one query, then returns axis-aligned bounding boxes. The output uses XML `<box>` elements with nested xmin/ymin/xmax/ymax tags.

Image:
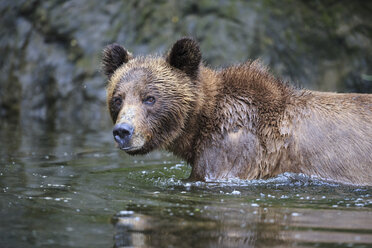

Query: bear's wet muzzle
<box><xmin>113</xmin><ymin>123</ymin><xmax>134</xmax><ymax>150</ymax></box>
<box><xmin>113</xmin><ymin>105</ymin><xmax>149</xmax><ymax>154</ymax></box>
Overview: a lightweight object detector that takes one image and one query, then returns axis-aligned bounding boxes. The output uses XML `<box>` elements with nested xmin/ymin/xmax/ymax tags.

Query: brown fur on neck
<box><xmin>167</xmin><ymin>66</ymin><xmax>220</xmax><ymax>164</ymax></box>
<box><xmin>169</xmin><ymin>61</ymin><xmax>294</xmax><ymax>179</ymax></box>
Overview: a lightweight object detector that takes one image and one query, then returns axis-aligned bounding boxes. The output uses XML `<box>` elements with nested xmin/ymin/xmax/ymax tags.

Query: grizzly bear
<box><xmin>102</xmin><ymin>38</ymin><xmax>372</xmax><ymax>186</ymax></box>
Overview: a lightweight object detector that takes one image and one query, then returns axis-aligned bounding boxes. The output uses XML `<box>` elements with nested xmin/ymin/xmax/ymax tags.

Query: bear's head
<box><xmin>102</xmin><ymin>38</ymin><xmax>202</xmax><ymax>155</ymax></box>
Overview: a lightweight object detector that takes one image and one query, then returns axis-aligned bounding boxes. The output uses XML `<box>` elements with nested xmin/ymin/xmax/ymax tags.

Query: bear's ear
<box><xmin>166</xmin><ymin>37</ymin><xmax>201</xmax><ymax>79</ymax></box>
<box><xmin>102</xmin><ymin>43</ymin><xmax>132</xmax><ymax>78</ymax></box>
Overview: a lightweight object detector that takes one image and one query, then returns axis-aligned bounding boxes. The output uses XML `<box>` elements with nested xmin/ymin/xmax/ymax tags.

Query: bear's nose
<box><xmin>113</xmin><ymin>123</ymin><xmax>134</xmax><ymax>146</ymax></box>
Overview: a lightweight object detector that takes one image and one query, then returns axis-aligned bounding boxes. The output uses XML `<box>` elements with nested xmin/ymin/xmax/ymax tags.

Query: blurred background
<box><xmin>1</xmin><ymin>0</ymin><xmax>371</xmax><ymax>133</ymax></box>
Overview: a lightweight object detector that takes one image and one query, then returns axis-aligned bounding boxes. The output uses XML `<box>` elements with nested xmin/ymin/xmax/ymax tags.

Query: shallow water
<box><xmin>0</xmin><ymin>123</ymin><xmax>371</xmax><ymax>248</ymax></box>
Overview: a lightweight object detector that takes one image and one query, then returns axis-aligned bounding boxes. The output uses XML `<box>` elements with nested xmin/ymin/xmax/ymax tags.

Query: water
<box><xmin>1</xmin><ymin>122</ymin><xmax>371</xmax><ymax>248</ymax></box>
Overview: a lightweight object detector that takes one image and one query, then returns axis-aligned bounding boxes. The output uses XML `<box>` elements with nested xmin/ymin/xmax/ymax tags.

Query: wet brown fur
<box><xmin>102</xmin><ymin>38</ymin><xmax>372</xmax><ymax>186</ymax></box>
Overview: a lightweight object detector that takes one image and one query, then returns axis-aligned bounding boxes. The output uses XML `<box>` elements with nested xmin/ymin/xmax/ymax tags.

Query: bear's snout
<box><xmin>113</xmin><ymin>123</ymin><xmax>134</xmax><ymax>150</ymax></box>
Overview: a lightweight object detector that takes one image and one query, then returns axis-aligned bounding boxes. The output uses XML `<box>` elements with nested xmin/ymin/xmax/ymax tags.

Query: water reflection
<box><xmin>112</xmin><ymin>205</ymin><xmax>372</xmax><ymax>247</ymax></box>
<box><xmin>112</xmin><ymin>211</ymin><xmax>151</xmax><ymax>248</ymax></box>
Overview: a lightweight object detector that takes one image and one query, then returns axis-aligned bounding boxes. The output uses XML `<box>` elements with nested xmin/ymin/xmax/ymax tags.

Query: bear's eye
<box><xmin>143</xmin><ymin>96</ymin><xmax>156</xmax><ymax>105</ymax></box>
<box><xmin>113</xmin><ymin>97</ymin><xmax>122</xmax><ymax>108</ymax></box>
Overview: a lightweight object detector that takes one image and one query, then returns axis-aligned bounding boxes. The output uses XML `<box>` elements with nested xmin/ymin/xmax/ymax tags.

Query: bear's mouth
<box><xmin>119</xmin><ymin>146</ymin><xmax>140</xmax><ymax>152</ymax></box>
<box><xmin>119</xmin><ymin>145</ymin><xmax>149</xmax><ymax>155</ymax></box>
<box><xmin>116</xmin><ymin>141</ymin><xmax>149</xmax><ymax>154</ymax></box>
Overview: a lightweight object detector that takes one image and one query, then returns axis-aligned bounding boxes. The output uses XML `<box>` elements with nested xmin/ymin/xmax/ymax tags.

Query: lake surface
<box><xmin>1</xmin><ymin>122</ymin><xmax>371</xmax><ymax>248</ymax></box>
